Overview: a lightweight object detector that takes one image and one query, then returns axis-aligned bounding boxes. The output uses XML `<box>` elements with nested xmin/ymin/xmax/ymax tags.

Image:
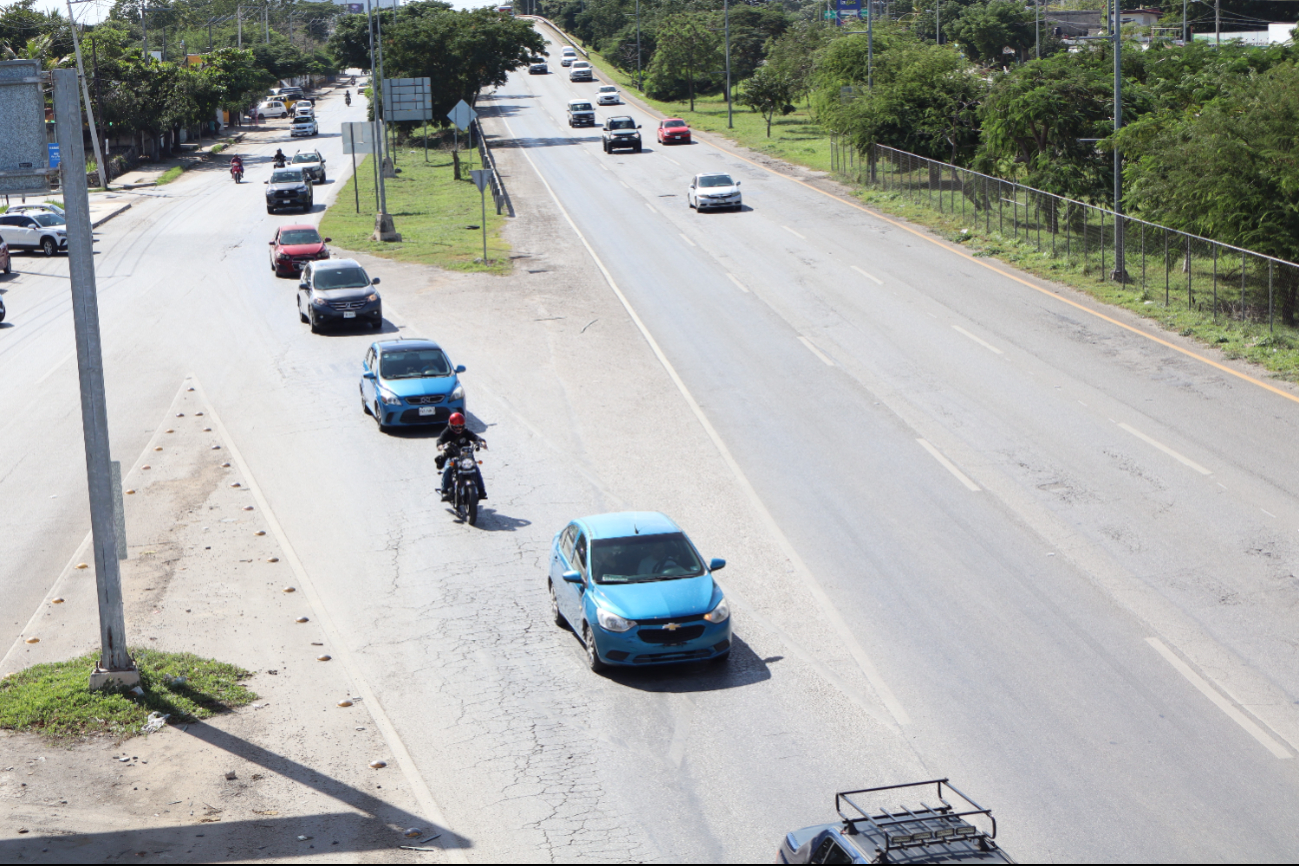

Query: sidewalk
<box><xmin>110</xmin><ymin>130</ymin><xmax>248</xmax><ymax>189</ymax></box>
<box><xmin>0</xmin><ymin>379</ymin><xmax>455</xmax><ymax>863</ymax></box>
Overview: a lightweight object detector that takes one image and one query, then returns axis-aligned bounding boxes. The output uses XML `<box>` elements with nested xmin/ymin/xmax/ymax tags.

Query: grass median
<box><xmin>0</xmin><ymin>649</ymin><xmax>256</xmax><ymax>741</ymax></box>
<box><xmin>321</xmin><ymin>151</ymin><xmax>510</xmax><ymax>274</ymax></box>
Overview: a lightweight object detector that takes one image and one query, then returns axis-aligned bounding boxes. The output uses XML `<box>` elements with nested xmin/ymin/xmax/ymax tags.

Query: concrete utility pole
<box><xmin>1112</xmin><ymin>0</ymin><xmax>1126</xmax><ymax>281</ymax></box>
<box><xmin>141</xmin><ymin>0</ymin><xmax>148</xmax><ymax>58</ymax></box>
<box><xmin>868</xmin><ymin>0</ymin><xmax>874</xmax><ymax>88</ymax></box>
<box><xmin>935</xmin><ymin>0</ymin><xmax>940</xmax><ymax>44</ymax></box>
<box><xmin>238</xmin><ymin>7</ymin><xmax>242</xmax><ymax>47</ymax></box>
<box><xmin>1183</xmin><ymin>0</ymin><xmax>1188</xmax><ymax>43</ymax></box>
<box><xmin>264</xmin><ymin>6</ymin><xmax>269</xmax><ymax>43</ymax></box>
<box><xmin>1035</xmin><ymin>0</ymin><xmax>1040</xmax><ymax>59</ymax></box>
<box><xmin>724</xmin><ymin>0</ymin><xmax>732</xmax><ymax>128</ymax></box>
<box><xmin>67</xmin><ymin>0</ymin><xmax>109</xmax><ymax>190</ymax></box>
<box><xmin>1215</xmin><ymin>0</ymin><xmax>1220</xmax><ymax>45</ymax></box>
<box><xmin>635</xmin><ymin>0</ymin><xmax>642</xmax><ymax>91</ymax></box>
<box><xmin>52</xmin><ymin>68</ymin><xmax>138</xmax><ymax>689</ymax></box>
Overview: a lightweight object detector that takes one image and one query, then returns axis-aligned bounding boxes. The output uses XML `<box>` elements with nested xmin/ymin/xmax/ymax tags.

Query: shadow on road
<box><xmin>492</xmin><ymin>135</ymin><xmax>600</xmax><ymax>149</ymax></box>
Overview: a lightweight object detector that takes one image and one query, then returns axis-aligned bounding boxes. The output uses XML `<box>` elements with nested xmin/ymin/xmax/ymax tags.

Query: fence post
<box><xmin>998</xmin><ymin>181</ymin><xmax>1003</xmax><ymax>234</ymax></box>
<box><xmin>1101</xmin><ymin>209</ymin><xmax>1106</xmax><ymax>279</ymax></box>
<box><xmin>1164</xmin><ymin>229</ymin><xmax>1169</xmax><ymax>306</ymax></box>
<box><xmin>1269</xmin><ymin>259</ymin><xmax>1274</xmax><ymax>332</ymax></box>
<box><xmin>1187</xmin><ymin>235</ymin><xmax>1193</xmax><ymax>308</ymax></box>
<box><xmin>1051</xmin><ymin>197</ymin><xmax>1056</xmax><ymax>257</ymax></box>
<box><xmin>1212</xmin><ymin>244</ymin><xmax>1218</xmax><ymax>323</ymax></box>
<box><xmin>1241</xmin><ymin>252</ymin><xmax>1247</xmax><ymax>321</ymax></box>
<box><xmin>1140</xmin><ymin>223</ymin><xmax>1146</xmax><ymax>293</ymax></box>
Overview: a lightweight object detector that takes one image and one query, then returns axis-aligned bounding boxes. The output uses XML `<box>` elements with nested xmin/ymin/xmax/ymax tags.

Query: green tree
<box><xmin>944</xmin><ymin>0</ymin><xmax>1037</xmax><ymax>66</ymax></box>
<box><xmin>763</xmin><ymin>19</ymin><xmax>832</xmax><ymax>106</ymax></box>
<box><xmin>645</xmin><ymin>12</ymin><xmax>721</xmax><ymax>109</ymax></box>
<box><xmin>738</xmin><ymin>64</ymin><xmax>797</xmax><ymax>136</ymax></box>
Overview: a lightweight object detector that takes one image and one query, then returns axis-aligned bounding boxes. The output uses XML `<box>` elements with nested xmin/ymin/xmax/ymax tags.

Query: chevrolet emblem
<box><xmin>664</xmin><ymin>623</ymin><xmax>679</xmax><ymax>631</ymax></box>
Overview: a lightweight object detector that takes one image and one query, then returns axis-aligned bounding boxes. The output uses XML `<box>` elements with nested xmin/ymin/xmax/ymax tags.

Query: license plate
<box><xmin>342</xmin><ymin>311</ymin><xmax>356</xmax><ymax>319</ymax></box>
<box><xmin>418</xmin><ymin>406</ymin><xmax>437</xmax><ymax>416</ymax></box>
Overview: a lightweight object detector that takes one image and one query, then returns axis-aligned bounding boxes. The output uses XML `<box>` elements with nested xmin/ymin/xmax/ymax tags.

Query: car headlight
<box><xmin>365</xmin><ymin>293</ymin><xmax>378</xmax><ymax>302</ymax></box>
<box><xmin>596</xmin><ymin>608</ymin><xmax>634</xmax><ymax>633</ymax></box>
<box><xmin>379</xmin><ymin>389</ymin><xmax>402</xmax><ymax>406</ymax></box>
<box><xmin>450</xmin><ymin>383</ymin><xmax>464</xmax><ymax>402</ymax></box>
<box><xmin>278</xmin><ymin>252</ymin><xmax>291</xmax><ymax>259</ymax></box>
<box><xmin>312</xmin><ymin>296</ymin><xmax>328</xmax><ymax>306</ymax></box>
<box><xmin>703</xmin><ymin>598</ymin><xmax>730</xmax><ymax>624</ymax></box>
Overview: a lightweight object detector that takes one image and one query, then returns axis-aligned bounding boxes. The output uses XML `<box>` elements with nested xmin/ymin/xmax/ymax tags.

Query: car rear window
<box><xmin>590</xmin><ymin>533</ymin><xmax>704</xmax><ymax>584</ymax></box>
<box><xmin>279</xmin><ymin>229</ymin><xmax>321</xmax><ymax>245</ymax></box>
<box><xmin>313</xmin><ymin>266</ymin><xmax>369</xmax><ymax>290</ymax></box>
<box><xmin>380</xmin><ymin>349</ymin><xmax>452</xmax><ymax>379</ymax></box>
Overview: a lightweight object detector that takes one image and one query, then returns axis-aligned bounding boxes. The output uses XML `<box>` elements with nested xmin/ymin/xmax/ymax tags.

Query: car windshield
<box><xmin>279</xmin><ymin>229</ymin><xmax>321</xmax><ymax>245</ymax></box>
<box><xmin>608</xmin><ymin>119</ymin><xmax>635</xmax><ymax>130</ymax></box>
<box><xmin>599</xmin><ymin>86</ymin><xmax>616</xmax><ymax>92</ymax></box>
<box><xmin>590</xmin><ymin>533</ymin><xmax>705</xmax><ymax>584</ymax></box>
<box><xmin>33</xmin><ymin>213</ymin><xmax>65</xmax><ymax>227</ymax></box>
<box><xmin>293</xmin><ymin>117</ymin><xmax>313</xmax><ymax>124</ymax></box>
<box><xmin>665</xmin><ymin>120</ymin><xmax>687</xmax><ymax>128</ymax></box>
<box><xmin>292</xmin><ymin>153</ymin><xmax>319</xmax><ymax>164</ymax></box>
<box><xmin>272</xmin><ymin>170</ymin><xmax>305</xmax><ymax>184</ymax></box>
<box><xmin>313</xmin><ymin>266</ymin><xmax>369</xmax><ymax>290</ymax></box>
<box><xmin>571</xmin><ymin>103</ymin><xmax>592</xmax><ymax>111</ymax></box>
<box><xmin>379</xmin><ymin>349</ymin><xmax>452</xmax><ymax>379</ymax></box>
<box><xmin>699</xmin><ymin>175</ymin><xmax>734</xmax><ymax>188</ymax></box>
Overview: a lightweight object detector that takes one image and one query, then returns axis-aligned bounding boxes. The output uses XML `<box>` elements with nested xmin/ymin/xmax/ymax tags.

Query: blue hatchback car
<box><xmin>359</xmin><ymin>339</ymin><xmax>466</xmax><ymax>431</ymax></box>
<box><xmin>548</xmin><ymin>512</ymin><xmax>732</xmax><ymax>671</ymax></box>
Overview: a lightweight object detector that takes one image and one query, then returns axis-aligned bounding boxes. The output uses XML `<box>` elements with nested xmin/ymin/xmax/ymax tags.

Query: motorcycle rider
<box><xmin>229</xmin><ymin>155</ymin><xmax>244</xmax><ymax>181</ymax></box>
<box><xmin>437</xmin><ymin>412</ymin><xmax>487</xmax><ymax>501</ymax></box>
<box><xmin>344</xmin><ymin>89</ymin><xmax>352</xmax><ymax>106</ymax></box>
<box><xmin>272</xmin><ymin>148</ymin><xmax>287</xmax><ymax>168</ymax></box>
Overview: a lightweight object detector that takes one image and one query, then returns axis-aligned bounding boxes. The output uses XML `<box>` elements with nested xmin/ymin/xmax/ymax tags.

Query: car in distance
<box><xmin>595</xmin><ymin>84</ymin><xmax>621</xmax><ymax>105</ymax></box>
<box><xmin>293</xmin><ymin>102</ymin><xmax>315</xmax><ymax>118</ymax></box>
<box><xmin>688</xmin><ymin>172</ymin><xmax>742</xmax><ymax>211</ymax></box>
<box><xmin>254</xmin><ymin>99</ymin><xmax>289</xmax><ymax>119</ymax></box>
<box><xmin>528</xmin><ymin>58</ymin><xmax>549</xmax><ymax>74</ymax></box>
<box><xmin>569</xmin><ymin>60</ymin><xmax>594</xmax><ymax>81</ymax></box>
<box><xmin>560</xmin><ymin>46</ymin><xmax>577</xmax><ymax>66</ymax></box>
<box><xmin>291</xmin><ymin>149</ymin><xmax>327</xmax><ymax>184</ymax></box>
<box><xmin>290</xmin><ymin>115</ymin><xmax>318</xmax><ymax>137</ymax></box>
<box><xmin>265</xmin><ymin>167</ymin><xmax>314</xmax><ymax>213</ymax></box>
<box><xmin>566</xmin><ymin>99</ymin><xmax>596</xmax><ymax>127</ymax></box>
<box><xmin>657</xmin><ymin>117</ymin><xmax>691</xmax><ymax>144</ymax></box>
<box><xmin>0</xmin><ymin>212</ymin><xmax>66</xmax><ymax>256</ymax></box>
<box><xmin>601</xmin><ymin>116</ymin><xmax>642</xmax><ymax>153</ymax></box>
<box><xmin>269</xmin><ymin>224</ymin><xmax>330</xmax><ymax>277</ymax></box>
<box><xmin>359</xmin><ymin>339</ymin><xmax>467</xmax><ymax>431</ymax></box>
<box><xmin>548</xmin><ymin>511</ymin><xmax>732</xmax><ymax>672</ymax></box>
<box><xmin>777</xmin><ymin>780</ymin><xmax>1012</xmax><ymax>864</ymax></box>
<box><xmin>0</xmin><ymin>237</ymin><xmax>11</xmax><ymax>274</ymax></box>
<box><xmin>7</xmin><ymin>203</ymin><xmax>64</xmax><ymax>217</ymax></box>
<box><xmin>297</xmin><ymin>258</ymin><xmax>381</xmax><ymax>333</ymax></box>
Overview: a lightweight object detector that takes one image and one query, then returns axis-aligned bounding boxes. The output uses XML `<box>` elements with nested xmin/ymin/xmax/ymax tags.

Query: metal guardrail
<box><xmin>475</xmin><ymin>117</ymin><xmax>513</xmax><ymax>217</ymax></box>
<box><xmin>830</xmin><ymin>136</ymin><xmax>1299</xmax><ymax>332</ymax></box>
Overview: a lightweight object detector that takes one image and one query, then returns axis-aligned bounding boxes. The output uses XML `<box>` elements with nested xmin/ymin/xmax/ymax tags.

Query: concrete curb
<box><xmin>91</xmin><ymin>201</ymin><xmax>133</xmax><ymax>227</ymax></box>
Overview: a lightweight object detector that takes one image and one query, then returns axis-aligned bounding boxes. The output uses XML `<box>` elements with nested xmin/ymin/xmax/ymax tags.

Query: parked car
<box><xmin>254</xmin><ymin>99</ymin><xmax>289</xmax><ymax>119</ymax></box>
<box><xmin>687</xmin><ymin>172</ymin><xmax>742</xmax><ymax>211</ymax></box>
<box><xmin>1</xmin><ymin>237</ymin><xmax>11</xmax><ymax>274</ymax></box>
<box><xmin>359</xmin><ymin>339</ymin><xmax>467</xmax><ymax>431</ymax></box>
<box><xmin>566</xmin><ymin>99</ymin><xmax>596</xmax><ymax>127</ymax></box>
<box><xmin>7</xmin><ymin>203</ymin><xmax>64</xmax><ymax>217</ymax></box>
<box><xmin>291</xmin><ymin>149</ymin><xmax>326</xmax><ymax>184</ymax></box>
<box><xmin>529</xmin><ymin>58</ymin><xmax>549</xmax><ymax>74</ymax></box>
<box><xmin>297</xmin><ymin>258</ymin><xmax>381</xmax><ymax>333</ymax></box>
<box><xmin>269</xmin><ymin>224</ymin><xmax>330</xmax><ymax>277</ymax></box>
<box><xmin>548</xmin><ymin>511</ymin><xmax>732</xmax><ymax>671</ymax></box>
<box><xmin>596</xmin><ymin>84</ymin><xmax>621</xmax><ymax>105</ymax></box>
<box><xmin>657</xmin><ymin>117</ymin><xmax>691</xmax><ymax>144</ymax></box>
<box><xmin>569</xmin><ymin>60</ymin><xmax>594</xmax><ymax>81</ymax></box>
<box><xmin>290</xmin><ymin>115</ymin><xmax>318</xmax><ymax>137</ymax></box>
<box><xmin>601</xmin><ymin>116</ymin><xmax>642</xmax><ymax>153</ymax></box>
<box><xmin>264</xmin><ymin>167</ymin><xmax>314</xmax><ymax>214</ymax></box>
<box><xmin>0</xmin><ymin>212</ymin><xmax>66</xmax><ymax>256</ymax></box>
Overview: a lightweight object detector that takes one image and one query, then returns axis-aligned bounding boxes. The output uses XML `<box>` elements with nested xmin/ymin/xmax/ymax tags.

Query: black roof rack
<box><xmin>836</xmin><ymin>779</ymin><xmax>997</xmax><ymax>857</ymax></box>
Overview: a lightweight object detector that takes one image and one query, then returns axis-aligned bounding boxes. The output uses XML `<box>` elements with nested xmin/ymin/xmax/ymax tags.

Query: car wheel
<box><xmin>549</xmin><ymin>582</ymin><xmax>566</xmax><ymax>628</ymax></box>
<box><xmin>267</xmin><ymin>207</ymin><xmax>275</xmax><ymax>214</ymax></box>
<box><xmin>361</xmin><ymin>387</ymin><xmax>371</xmax><ymax>415</ymax></box>
<box><xmin>298</xmin><ymin>298</ymin><xmax>308</xmax><ymax>323</ymax></box>
<box><xmin>634</xmin><ymin>145</ymin><xmax>642</xmax><ymax>153</ymax></box>
<box><xmin>309</xmin><ymin>311</ymin><xmax>321</xmax><ymax>334</ymax></box>
<box><xmin>374</xmin><ymin>402</ymin><xmax>387</xmax><ymax>432</ymax></box>
<box><xmin>582</xmin><ymin>622</ymin><xmax>608</xmax><ymax>673</ymax></box>
<box><xmin>40</xmin><ymin>237</ymin><xmax>56</xmax><ymax>257</ymax></box>
<box><xmin>3</xmin><ymin>258</ymin><xmax>9</xmax><ymax>274</ymax></box>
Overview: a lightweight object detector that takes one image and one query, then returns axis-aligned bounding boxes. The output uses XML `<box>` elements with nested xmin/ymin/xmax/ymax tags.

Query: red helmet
<box><xmin>448</xmin><ymin>412</ymin><xmax>465</xmax><ymax>428</ymax></box>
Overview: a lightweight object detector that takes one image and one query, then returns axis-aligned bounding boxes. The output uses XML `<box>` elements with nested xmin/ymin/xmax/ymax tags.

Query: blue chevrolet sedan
<box><xmin>548</xmin><ymin>512</ymin><xmax>732</xmax><ymax>672</ymax></box>
<box><xmin>359</xmin><ymin>339</ymin><xmax>466</xmax><ymax>432</ymax></box>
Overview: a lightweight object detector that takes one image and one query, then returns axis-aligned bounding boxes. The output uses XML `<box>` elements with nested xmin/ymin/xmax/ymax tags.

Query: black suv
<box><xmin>265</xmin><ymin>167</ymin><xmax>314</xmax><ymax>214</ymax></box>
<box><xmin>601</xmin><ymin>116</ymin><xmax>642</xmax><ymax>153</ymax></box>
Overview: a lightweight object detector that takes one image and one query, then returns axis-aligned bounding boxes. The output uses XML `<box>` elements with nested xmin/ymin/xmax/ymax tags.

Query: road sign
<box><xmin>381</xmin><ymin>77</ymin><xmax>432</xmax><ymax>123</ymax></box>
<box><xmin>0</xmin><ymin>59</ymin><xmax>54</xmax><ymax>194</ymax></box>
<box><xmin>341</xmin><ymin>121</ymin><xmax>375</xmax><ymax>154</ymax></box>
<box><xmin>48</xmin><ymin>142</ymin><xmax>60</xmax><ymax>169</ymax></box>
<box><xmin>447</xmin><ymin>99</ymin><xmax>477</xmax><ymax>132</ymax></box>
<box><xmin>470</xmin><ymin>169</ymin><xmax>491</xmax><ymax>193</ymax></box>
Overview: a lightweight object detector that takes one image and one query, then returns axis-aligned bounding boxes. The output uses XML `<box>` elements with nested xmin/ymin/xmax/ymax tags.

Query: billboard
<box><xmin>834</xmin><ymin>0</ymin><xmax>862</xmax><ymax>24</ymax></box>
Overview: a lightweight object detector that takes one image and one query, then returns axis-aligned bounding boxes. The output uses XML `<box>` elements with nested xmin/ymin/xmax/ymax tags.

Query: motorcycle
<box><xmin>272</xmin><ymin>155</ymin><xmax>286</xmax><ymax>168</ymax></box>
<box><xmin>345</xmin><ymin>91</ymin><xmax>352</xmax><ymax>106</ymax></box>
<box><xmin>445</xmin><ymin>443</ymin><xmax>483</xmax><ymax>526</ymax></box>
<box><xmin>230</xmin><ymin>164</ymin><xmax>244</xmax><ymax>183</ymax></box>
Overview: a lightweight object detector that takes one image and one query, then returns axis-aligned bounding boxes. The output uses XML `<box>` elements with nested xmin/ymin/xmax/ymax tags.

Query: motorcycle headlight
<box><xmin>703</xmin><ymin>597</ymin><xmax>730</xmax><ymax>624</ymax></box>
<box><xmin>450</xmin><ymin>383</ymin><xmax>464</xmax><ymax>402</ymax></box>
<box><xmin>596</xmin><ymin>608</ymin><xmax>634</xmax><ymax>633</ymax></box>
<box><xmin>458</xmin><ymin>456</ymin><xmax>475</xmax><ymax>470</ymax></box>
<box><xmin>379</xmin><ymin>389</ymin><xmax>402</xmax><ymax>406</ymax></box>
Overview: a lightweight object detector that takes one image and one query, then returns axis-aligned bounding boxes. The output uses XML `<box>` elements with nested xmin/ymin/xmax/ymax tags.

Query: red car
<box><xmin>269</xmin><ymin>224</ymin><xmax>330</xmax><ymax>278</ymax></box>
<box><xmin>657</xmin><ymin>118</ymin><xmax>692</xmax><ymax>145</ymax></box>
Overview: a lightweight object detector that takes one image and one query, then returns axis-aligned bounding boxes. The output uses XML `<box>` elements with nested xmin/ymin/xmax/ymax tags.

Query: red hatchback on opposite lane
<box><xmin>269</xmin><ymin>224</ymin><xmax>330</xmax><ymax>277</ymax></box>
<box><xmin>657</xmin><ymin>118</ymin><xmax>692</xmax><ymax>145</ymax></box>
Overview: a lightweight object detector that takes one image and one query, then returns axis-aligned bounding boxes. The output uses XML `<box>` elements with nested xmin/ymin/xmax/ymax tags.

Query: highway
<box><xmin>1</xmin><ymin>27</ymin><xmax>1298</xmax><ymax>860</ymax></box>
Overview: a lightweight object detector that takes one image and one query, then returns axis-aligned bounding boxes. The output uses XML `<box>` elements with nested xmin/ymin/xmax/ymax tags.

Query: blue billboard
<box><xmin>834</xmin><ymin>0</ymin><xmax>862</xmax><ymax>25</ymax></box>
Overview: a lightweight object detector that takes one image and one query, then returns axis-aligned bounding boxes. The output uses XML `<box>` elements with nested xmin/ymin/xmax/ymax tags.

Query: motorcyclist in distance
<box><xmin>437</xmin><ymin>412</ymin><xmax>487</xmax><ymax>501</ymax></box>
<box><xmin>272</xmin><ymin>148</ymin><xmax>286</xmax><ymax>168</ymax></box>
<box><xmin>344</xmin><ymin>89</ymin><xmax>352</xmax><ymax>106</ymax></box>
<box><xmin>229</xmin><ymin>155</ymin><xmax>244</xmax><ymax>182</ymax></box>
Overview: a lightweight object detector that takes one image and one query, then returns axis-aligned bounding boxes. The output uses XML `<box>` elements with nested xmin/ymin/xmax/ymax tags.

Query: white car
<box><xmin>254</xmin><ymin>99</ymin><xmax>289</xmax><ymax>119</ymax></box>
<box><xmin>294</xmin><ymin>103</ymin><xmax>315</xmax><ymax>118</ymax></box>
<box><xmin>0</xmin><ymin>211</ymin><xmax>67</xmax><ymax>256</ymax></box>
<box><xmin>596</xmin><ymin>85</ymin><xmax>620</xmax><ymax>105</ymax></box>
<box><xmin>569</xmin><ymin>60</ymin><xmax>593</xmax><ymax>82</ymax></box>
<box><xmin>687</xmin><ymin>172</ymin><xmax>742</xmax><ymax>212</ymax></box>
<box><xmin>291</xmin><ymin>116</ymin><xmax>319</xmax><ymax>137</ymax></box>
<box><xmin>561</xmin><ymin>48</ymin><xmax>577</xmax><ymax>67</ymax></box>
<box><xmin>6</xmin><ymin>203</ymin><xmax>64</xmax><ymax>217</ymax></box>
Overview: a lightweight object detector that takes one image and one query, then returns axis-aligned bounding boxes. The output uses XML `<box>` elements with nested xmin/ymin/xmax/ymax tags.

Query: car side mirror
<box><xmin>637</xmin><ymin>124</ymin><xmax>642</xmax><ymax>129</ymax></box>
<box><xmin>562</xmin><ymin>570</ymin><xmax>583</xmax><ymax>584</ymax></box>
<box><xmin>735</xmin><ymin>181</ymin><xmax>741</xmax><ymax>186</ymax></box>
<box><xmin>363</xmin><ymin>371</ymin><xmax>376</xmax><ymax>380</ymax></box>
<box><xmin>370</xmin><ymin>277</ymin><xmax>380</xmax><ymax>285</ymax></box>
<box><xmin>455</xmin><ymin>365</ymin><xmax>466</xmax><ymax>373</ymax></box>
<box><xmin>709</xmin><ymin>558</ymin><xmax>727</xmax><ymax>572</ymax></box>
<box><xmin>324</xmin><ymin>237</ymin><xmax>332</xmax><ymax>242</ymax></box>
<box><xmin>263</xmin><ymin>180</ymin><xmax>269</xmax><ymax>184</ymax></box>
<box><xmin>268</xmin><ymin>240</ymin><xmax>275</xmax><ymax>245</ymax></box>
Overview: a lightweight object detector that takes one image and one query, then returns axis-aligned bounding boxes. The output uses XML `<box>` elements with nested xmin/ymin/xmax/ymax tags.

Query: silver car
<box><xmin>687</xmin><ymin>173</ymin><xmax>742</xmax><ymax>212</ymax></box>
<box><xmin>596</xmin><ymin>85</ymin><xmax>620</xmax><ymax>105</ymax></box>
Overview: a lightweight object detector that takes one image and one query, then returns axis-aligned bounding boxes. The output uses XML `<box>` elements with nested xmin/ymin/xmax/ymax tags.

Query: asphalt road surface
<box><xmin>3</xmin><ymin>37</ymin><xmax>1299</xmax><ymax>861</ymax></box>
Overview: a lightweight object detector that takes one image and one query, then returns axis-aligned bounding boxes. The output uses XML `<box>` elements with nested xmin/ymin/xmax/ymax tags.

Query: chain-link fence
<box><xmin>828</xmin><ymin>137</ymin><xmax>1299</xmax><ymax>332</ymax></box>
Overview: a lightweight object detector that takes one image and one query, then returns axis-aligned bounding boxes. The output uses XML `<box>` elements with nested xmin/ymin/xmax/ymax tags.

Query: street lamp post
<box><xmin>724</xmin><ymin>0</ymin><xmax>732</xmax><ymax>128</ymax></box>
<box><xmin>635</xmin><ymin>0</ymin><xmax>642</xmax><ymax>92</ymax></box>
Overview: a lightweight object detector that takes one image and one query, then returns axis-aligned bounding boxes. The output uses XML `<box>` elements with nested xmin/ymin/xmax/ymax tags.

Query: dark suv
<box><xmin>601</xmin><ymin>116</ymin><xmax>642</xmax><ymax>153</ymax></box>
<box><xmin>297</xmin><ymin>258</ymin><xmax>382</xmax><ymax>333</ymax></box>
<box><xmin>265</xmin><ymin>167</ymin><xmax>314</xmax><ymax>214</ymax></box>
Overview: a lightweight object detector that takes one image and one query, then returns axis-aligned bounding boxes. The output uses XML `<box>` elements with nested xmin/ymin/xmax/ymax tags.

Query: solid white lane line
<box><xmin>619</xmin><ymin>180</ymin><xmax>630</xmax><ymax>189</ymax></box>
<box><xmin>952</xmin><ymin>325</ymin><xmax>1004</xmax><ymax>355</ymax></box>
<box><xmin>917</xmin><ymin>439</ymin><xmax>981</xmax><ymax>491</ymax></box>
<box><xmin>783</xmin><ymin>225</ymin><xmax>806</xmax><ymax>240</ymax></box>
<box><xmin>1117</xmin><ymin>422</ymin><xmax>1212</xmax><ymax>475</ymax></box>
<box><xmin>645</xmin><ymin>202</ymin><xmax>657</xmax><ymax>214</ymax></box>
<box><xmin>1146</xmin><ymin>637</ymin><xmax>1291</xmax><ymax>759</ymax></box>
<box><xmin>679</xmin><ymin>233</ymin><xmax>696</xmax><ymax>247</ymax></box>
<box><xmin>798</xmin><ymin>335</ymin><xmax>835</xmax><ymax>367</ymax></box>
<box><xmin>504</xmin><ymin>115</ymin><xmax>911</xmax><ymax>728</ymax></box>
<box><xmin>726</xmin><ymin>273</ymin><xmax>749</xmax><ymax>294</ymax></box>
<box><xmin>851</xmin><ymin>265</ymin><xmax>883</xmax><ymax>285</ymax></box>
<box><xmin>599</xmin><ymin>163</ymin><xmax>610</xmax><ymax>172</ymax></box>
<box><xmin>1262</xmin><ymin>508</ymin><xmax>1276</xmax><ymax>518</ymax></box>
